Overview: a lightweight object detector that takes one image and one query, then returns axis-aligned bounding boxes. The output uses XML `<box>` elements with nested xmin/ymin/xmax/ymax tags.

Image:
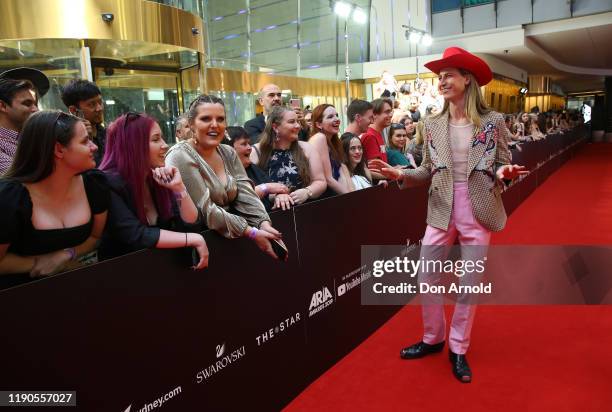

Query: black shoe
<box><xmin>400</xmin><ymin>341</ymin><xmax>445</xmax><ymax>359</ymax></box>
<box><xmin>449</xmin><ymin>351</ymin><xmax>472</xmax><ymax>383</ymax></box>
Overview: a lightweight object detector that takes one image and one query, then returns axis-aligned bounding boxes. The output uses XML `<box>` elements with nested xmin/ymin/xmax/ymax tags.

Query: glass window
<box><xmin>432</xmin><ymin>0</ymin><xmax>462</xmax><ymax>13</ymax></box>
<box><xmin>462</xmin><ymin>0</ymin><xmax>494</xmax><ymax>7</ymax></box>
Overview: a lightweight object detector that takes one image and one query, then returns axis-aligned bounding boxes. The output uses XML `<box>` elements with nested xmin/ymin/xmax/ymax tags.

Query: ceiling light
<box><xmin>352</xmin><ymin>7</ymin><xmax>367</xmax><ymax>24</ymax></box>
<box><xmin>334</xmin><ymin>2</ymin><xmax>352</xmax><ymax>18</ymax></box>
<box><xmin>409</xmin><ymin>32</ymin><xmax>422</xmax><ymax>43</ymax></box>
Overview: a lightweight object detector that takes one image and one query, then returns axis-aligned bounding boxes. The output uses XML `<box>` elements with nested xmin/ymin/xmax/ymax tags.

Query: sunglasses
<box><xmin>54</xmin><ymin>111</ymin><xmax>75</xmax><ymax>132</ymax></box>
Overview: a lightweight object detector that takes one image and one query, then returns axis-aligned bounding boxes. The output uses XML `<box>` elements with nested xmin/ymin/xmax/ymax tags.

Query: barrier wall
<box><xmin>0</xmin><ymin>127</ymin><xmax>586</xmax><ymax>411</ymax></box>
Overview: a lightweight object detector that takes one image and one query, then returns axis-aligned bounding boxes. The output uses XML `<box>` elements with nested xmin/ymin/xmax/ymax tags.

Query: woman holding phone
<box><xmin>166</xmin><ymin>95</ymin><xmax>285</xmax><ymax>260</ymax></box>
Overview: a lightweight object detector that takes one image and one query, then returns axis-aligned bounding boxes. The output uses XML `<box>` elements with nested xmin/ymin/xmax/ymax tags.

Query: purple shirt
<box><xmin>0</xmin><ymin>126</ymin><xmax>19</xmax><ymax>175</ymax></box>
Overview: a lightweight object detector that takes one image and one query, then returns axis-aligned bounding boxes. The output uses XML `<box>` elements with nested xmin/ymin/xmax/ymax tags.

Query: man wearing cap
<box><xmin>61</xmin><ymin>79</ymin><xmax>106</xmax><ymax>166</ymax></box>
<box><xmin>0</xmin><ymin>67</ymin><xmax>49</xmax><ymax>174</ymax></box>
<box><xmin>370</xmin><ymin>47</ymin><xmax>527</xmax><ymax>383</ymax></box>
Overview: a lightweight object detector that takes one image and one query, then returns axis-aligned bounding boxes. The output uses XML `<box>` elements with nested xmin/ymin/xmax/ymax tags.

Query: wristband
<box><xmin>175</xmin><ymin>190</ymin><xmax>189</xmax><ymax>200</ymax></box>
<box><xmin>64</xmin><ymin>247</ymin><xmax>76</xmax><ymax>261</ymax></box>
<box><xmin>259</xmin><ymin>183</ymin><xmax>269</xmax><ymax>196</ymax></box>
<box><xmin>305</xmin><ymin>187</ymin><xmax>313</xmax><ymax>199</ymax></box>
<box><xmin>248</xmin><ymin>227</ymin><xmax>258</xmax><ymax>240</ymax></box>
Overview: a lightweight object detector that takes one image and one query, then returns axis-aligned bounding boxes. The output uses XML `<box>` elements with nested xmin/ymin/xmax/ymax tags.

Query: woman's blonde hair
<box><xmin>435</xmin><ymin>69</ymin><xmax>490</xmax><ymax>128</ymax></box>
<box><xmin>414</xmin><ymin>121</ymin><xmax>425</xmax><ymax>146</ymax></box>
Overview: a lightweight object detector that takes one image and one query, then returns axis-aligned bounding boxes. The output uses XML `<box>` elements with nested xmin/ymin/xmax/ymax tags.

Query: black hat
<box><xmin>0</xmin><ymin>67</ymin><xmax>50</xmax><ymax>97</ymax></box>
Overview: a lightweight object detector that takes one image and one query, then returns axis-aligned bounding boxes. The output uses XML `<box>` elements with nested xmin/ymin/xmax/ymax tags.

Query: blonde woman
<box><xmin>406</xmin><ymin>121</ymin><xmax>425</xmax><ymax>166</ymax></box>
<box><xmin>370</xmin><ymin>47</ymin><xmax>527</xmax><ymax>383</ymax></box>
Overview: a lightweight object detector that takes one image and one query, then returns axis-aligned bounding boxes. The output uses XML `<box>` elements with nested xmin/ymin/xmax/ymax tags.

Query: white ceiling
<box><xmin>488</xmin><ymin>13</ymin><xmax>612</xmax><ymax>93</ymax></box>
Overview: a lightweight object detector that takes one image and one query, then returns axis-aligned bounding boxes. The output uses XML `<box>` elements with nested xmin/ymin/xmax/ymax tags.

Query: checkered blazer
<box><xmin>400</xmin><ymin>110</ymin><xmax>511</xmax><ymax>232</ymax></box>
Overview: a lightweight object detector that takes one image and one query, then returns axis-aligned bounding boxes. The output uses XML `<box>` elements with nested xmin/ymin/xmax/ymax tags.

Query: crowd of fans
<box><xmin>0</xmin><ymin>68</ymin><xmax>582</xmax><ymax>289</ymax></box>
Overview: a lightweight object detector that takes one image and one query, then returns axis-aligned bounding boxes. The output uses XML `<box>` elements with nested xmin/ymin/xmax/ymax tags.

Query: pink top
<box><xmin>449</xmin><ymin>123</ymin><xmax>473</xmax><ymax>183</ymax></box>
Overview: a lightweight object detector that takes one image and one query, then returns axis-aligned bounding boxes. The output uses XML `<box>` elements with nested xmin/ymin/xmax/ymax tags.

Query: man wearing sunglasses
<box><xmin>244</xmin><ymin>83</ymin><xmax>282</xmax><ymax>144</ymax></box>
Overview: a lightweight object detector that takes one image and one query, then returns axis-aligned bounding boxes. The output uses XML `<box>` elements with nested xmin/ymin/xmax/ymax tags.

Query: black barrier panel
<box><xmin>501</xmin><ymin>182</ymin><xmax>522</xmax><ymax>216</ymax></box>
<box><xmin>294</xmin><ymin>184</ymin><xmax>428</xmax><ymax>384</ymax></box>
<box><xmin>0</xmin><ymin>211</ymin><xmax>308</xmax><ymax>411</ymax></box>
<box><xmin>0</xmin><ymin>126</ymin><xmax>587</xmax><ymax>411</ymax></box>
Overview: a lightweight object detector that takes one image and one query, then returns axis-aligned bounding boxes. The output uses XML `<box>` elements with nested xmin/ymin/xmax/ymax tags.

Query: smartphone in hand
<box><xmin>270</xmin><ymin>239</ymin><xmax>288</xmax><ymax>261</ymax></box>
<box><xmin>290</xmin><ymin>99</ymin><xmax>300</xmax><ymax>109</ymax></box>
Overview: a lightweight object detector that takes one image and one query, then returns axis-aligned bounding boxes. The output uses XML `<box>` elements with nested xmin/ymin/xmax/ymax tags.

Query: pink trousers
<box><xmin>419</xmin><ymin>182</ymin><xmax>491</xmax><ymax>354</ymax></box>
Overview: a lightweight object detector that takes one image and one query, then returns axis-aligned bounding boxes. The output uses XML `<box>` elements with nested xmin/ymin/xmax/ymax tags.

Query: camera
<box><xmin>101</xmin><ymin>13</ymin><xmax>114</xmax><ymax>23</ymax></box>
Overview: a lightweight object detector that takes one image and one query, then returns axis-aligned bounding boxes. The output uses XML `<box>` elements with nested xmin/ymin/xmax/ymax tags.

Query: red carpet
<box><xmin>284</xmin><ymin>143</ymin><xmax>612</xmax><ymax>412</ymax></box>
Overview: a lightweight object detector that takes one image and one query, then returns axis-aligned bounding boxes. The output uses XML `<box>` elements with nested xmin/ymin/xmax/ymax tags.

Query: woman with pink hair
<box><xmin>99</xmin><ymin>112</ymin><xmax>208</xmax><ymax>269</ymax></box>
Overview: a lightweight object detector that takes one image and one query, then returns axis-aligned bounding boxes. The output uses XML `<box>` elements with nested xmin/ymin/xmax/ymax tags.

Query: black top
<box><xmin>93</xmin><ymin>124</ymin><xmax>106</xmax><ymax>167</ymax></box>
<box><xmin>0</xmin><ymin>169</ymin><xmax>110</xmax><ymax>289</ymax></box>
<box><xmin>409</xmin><ymin>109</ymin><xmax>421</xmax><ymax>123</ymax></box>
<box><xmin>298</xmin><ymin>128</ymin><xmax>309</xmax><ymax>142</ymax></box>
<box><xmin>244</xmin><ymin>115</ymin><xmax>265</xmax><ymax>145</ymax></box>
<box><xmin>245</xmin><ymin>163</ymin><xmax>272</xmax><ymax>212</ymax></box>
<box><xmin>98</xmin><ymin>172</ymin><xmax>201</xmax><ymax>260</ymax></box>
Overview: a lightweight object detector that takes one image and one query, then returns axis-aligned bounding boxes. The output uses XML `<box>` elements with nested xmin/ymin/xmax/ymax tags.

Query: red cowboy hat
<box><xmin>424</xmin><ymin>47</ymin><xmax>492</xmax><ymax>86</ymax></box>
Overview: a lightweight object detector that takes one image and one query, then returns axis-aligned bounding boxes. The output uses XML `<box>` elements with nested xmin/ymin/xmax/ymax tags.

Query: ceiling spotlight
<box><xmin>422</xmin><ymin>34</ymin><xmax>433</xmax><ymax>46</ymax></box>
<box><xmin>352</xmin><ymin>7</ymin><xmax>368</xmax><ymax>24</ymax></box>
<box><xmin>101</xmin><ymin>13</ymin><xmax>114</xmax><ymax>23</ymax></box>
<box><xmin>519</xmin><ymin>87</ymin><xmax>528</xmax><ymax>94</ymax></box>
<box><xmin>409</xmin><ymin>32</ymin><xmax>422</xmax><ymax>43</ymax></box>
<box><xmin>333</xmin><ymin>1</ymin><xmax>352</xmax><ymax>18</ymax></box>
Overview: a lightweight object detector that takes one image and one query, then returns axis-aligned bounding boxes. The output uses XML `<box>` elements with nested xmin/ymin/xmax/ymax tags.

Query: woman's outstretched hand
<box><xmin>368</xmin><ymin>159</ymin><xmax>402</xmax><ymax>181</ymax></box>
<box><xmin>496</xmin><ymin>164</ymin><xmax>529</xmax><ymax>181</ymax></box>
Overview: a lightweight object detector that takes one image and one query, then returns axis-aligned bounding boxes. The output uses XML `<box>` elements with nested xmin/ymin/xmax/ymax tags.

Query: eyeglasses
<box><xmin>123</xmin><ymin>111</ymin><xmax>141</xmax><ymax>130</ymax></box>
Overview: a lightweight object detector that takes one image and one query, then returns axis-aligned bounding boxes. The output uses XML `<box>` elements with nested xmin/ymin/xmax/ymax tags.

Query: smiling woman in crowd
<box><xmin>309</xmin><ymin>103</ymin><xmax>354</xmax><ymax>195</ymax></box>
<box><xmin>0</xmin><ymin>110</ymin><xmax>108</xmax><ymax>289</ymax></box>
<box><xmin>98</xmin><ymin>112</ymin><xmax>209</xmax><ymax>269</ymax></box>
<box><xmin>166</xmin><ymin>95</ymin><xmax>284</xmax><ymax>260</ymax></box>
<box><xmin>225</xmin><ymin>125</ymin><xmax>290</xmax><ymax>211</ymax></box>
<box><xmin>387</xmin><ymin>123</ymin><xmax>417</xmax><ymax>168</ymax></box>
<box><xmin>251</xmin><ymin>106</ymin><xmax>327</xmax><ymax>209</ymax></box>
<box><xmin>341</xmin><ymin>134</ymin><xmax>372</xmax><ymax>190</ymax></box>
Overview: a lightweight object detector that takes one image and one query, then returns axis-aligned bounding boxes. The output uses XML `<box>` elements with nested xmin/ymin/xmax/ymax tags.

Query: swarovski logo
<box><xmin>196</xmin><ymin>343</ymin><xmax>246</xmax><ymax>383</ymax></box>
<box><xmin>216</xmin><ymin>343</ymin><xmax>225</xmax><ymax>358</ymax></box>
